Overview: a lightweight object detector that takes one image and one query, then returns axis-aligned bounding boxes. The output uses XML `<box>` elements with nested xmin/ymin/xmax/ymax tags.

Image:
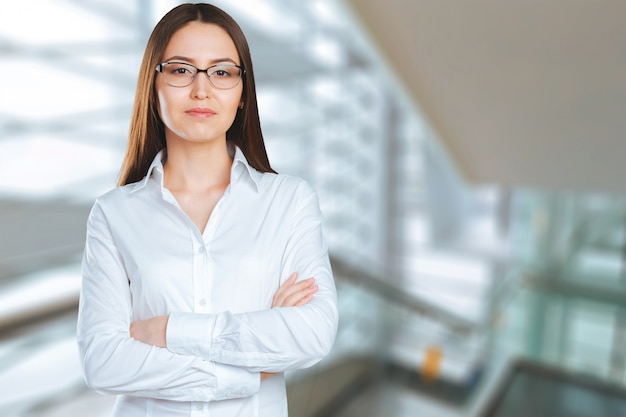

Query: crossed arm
<box><xmin>129</xmin><ymin>272</ymin><xmax>319</xmax><ymax>381</ymax></box>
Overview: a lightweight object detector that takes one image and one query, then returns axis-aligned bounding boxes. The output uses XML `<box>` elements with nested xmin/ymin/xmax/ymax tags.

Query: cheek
<box><xmin>156</xmin><ymin>90</ymin><xmax>167</xmax><ymax>119</ymax></box>
<box><xmin>223</xmin><ymin>88</ymin><xmax>243</xmax><ymax>117</ymax></box>
<box><xmin>156</xmin><ymin>89</ymin><xmax>178</xmax><ymax>127</ymax></box>
<box><xmin>225</xmin><ymin>83</ymin><xmax>243</xmax><ymax>106</ymax></box>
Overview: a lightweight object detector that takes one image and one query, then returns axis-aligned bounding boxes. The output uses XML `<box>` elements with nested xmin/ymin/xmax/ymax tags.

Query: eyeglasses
<box><xmin>155</xmin><ymin>62</ymin><xmax>245</xmax><ymax>89</ymax></box>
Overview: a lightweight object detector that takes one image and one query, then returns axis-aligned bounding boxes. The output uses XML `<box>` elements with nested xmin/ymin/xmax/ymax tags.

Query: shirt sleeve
<box><xmin>76</xmin><ymin>201</ymin><xmax>260</xmax><ymax>401</ymax></box>
<box><xmin>166</xmin><ymin>180</ymin><xmax>339</xmax><ymax>372</ymax></box>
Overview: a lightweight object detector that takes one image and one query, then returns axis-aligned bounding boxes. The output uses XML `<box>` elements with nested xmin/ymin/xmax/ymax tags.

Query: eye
<box><xmin>165</xmin><ymin>63</ymin><xmax>194</xmax><ymax>75</ymax></box>
<box><xmin>211</xmin><ymin>66</ymin><xmax>235</xmax><ymax>77</ymax></box>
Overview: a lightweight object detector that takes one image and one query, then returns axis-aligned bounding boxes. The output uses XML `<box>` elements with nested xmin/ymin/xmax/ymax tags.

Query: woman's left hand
<box><xmin>272</xmin><ymin>272</ymin><xmax>318</xmax><ymax>308</ymax></box>
<box><xmin>130</xmin><ymin>315</ymin><xmax>169</xmax><ymax>348</ymax></box>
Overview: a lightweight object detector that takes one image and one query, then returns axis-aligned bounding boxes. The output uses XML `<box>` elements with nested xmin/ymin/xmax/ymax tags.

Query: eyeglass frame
<box><xmin>155</xmin><ymin>61</ymin><xmax>246</xmax><ymax>89</ymax></box>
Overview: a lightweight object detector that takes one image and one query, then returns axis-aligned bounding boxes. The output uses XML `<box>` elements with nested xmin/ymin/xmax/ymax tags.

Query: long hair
<box><xmin>118</xmin><ymin>3</ymin><xmax>275</xmax><ymax>186</ymax></box>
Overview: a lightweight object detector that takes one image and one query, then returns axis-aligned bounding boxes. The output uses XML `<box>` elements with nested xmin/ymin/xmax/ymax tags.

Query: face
<box><xmin>156</xmin><ymin>22</ymin><xmax>243</xmax><ymax>148</ymax></box>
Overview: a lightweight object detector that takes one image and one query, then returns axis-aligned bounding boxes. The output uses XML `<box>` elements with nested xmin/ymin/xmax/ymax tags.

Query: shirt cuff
<box><xmin>166</xmin><ymin>312</ymin><xmax>260</xmax><ymax>401</ymax></box>
<box><xmin>166</xmin><ymin>312</ymin><xmax>215</xmax><ymax>358</ymax></box>
<box><xmin>213</xmin><ymin>363</ymin><xmax>260</xmax><ymax>401</ymax></box>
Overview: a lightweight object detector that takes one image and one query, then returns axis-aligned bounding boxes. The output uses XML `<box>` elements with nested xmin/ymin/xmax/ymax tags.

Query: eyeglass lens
<box><xmin>160</xmin><ymin>63</ymin><xmax>242</xmax><ymax>89</ymax></box>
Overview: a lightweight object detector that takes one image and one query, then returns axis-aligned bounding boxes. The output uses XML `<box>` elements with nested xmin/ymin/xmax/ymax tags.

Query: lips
<box><xmin>186</xmin><ymin>107</ymin><xmax>216</xmax><ymax>118</ymax></box>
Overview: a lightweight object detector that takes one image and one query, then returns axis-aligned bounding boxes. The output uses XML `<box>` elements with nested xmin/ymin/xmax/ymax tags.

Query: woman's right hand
<box><xmin>262</xmin><ymin>273</ymin><xmax>317</xmax><ymax>382</ymax></box>
<box><xmin>272</xmin><ymin>272</ymin><xmax>318</xmax><ymax>308</ymax></box>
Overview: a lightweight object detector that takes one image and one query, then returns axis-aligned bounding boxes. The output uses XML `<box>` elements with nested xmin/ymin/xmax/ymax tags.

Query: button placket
<box><xmin>198</xmin><ymin>192</ymin><xmax>228</xmax><ymax>314</ymax></box>
<box><xmin>192</xmin><ymin>237</ymin><xmax>208</xmax><ymax>313</ymax></box>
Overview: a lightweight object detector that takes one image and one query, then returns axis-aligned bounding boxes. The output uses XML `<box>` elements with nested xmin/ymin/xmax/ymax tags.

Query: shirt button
<box><xmin>199</xmin><ymin>299</ymin><xmax>207</xmax><ymax>306</ymax></box>
<box><xmin>241</xmin><ymin>388</ymin><xmax>248</xmax><ymax>396</ymax></box>
<box><xmin>196</xmin><ymin>403</ymin><xmax>203</xmax><ymax>410</ymax></box>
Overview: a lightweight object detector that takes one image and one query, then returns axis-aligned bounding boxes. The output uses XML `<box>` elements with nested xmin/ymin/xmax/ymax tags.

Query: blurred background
<box><xmin>2</xmin><ymin>0</ymin><xmax>626</xmax><ymax>416</ymax></box>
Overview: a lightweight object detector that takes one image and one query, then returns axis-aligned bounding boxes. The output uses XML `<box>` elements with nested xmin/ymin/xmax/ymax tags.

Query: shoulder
<box><xmin>85</xmin><ymin>182</ymin><xmax>147</xmax><ymax>234</ymax></box>
<box><xmin>88</xmin><ymin>182</ymin><xmax>140</xmax><ymax>217</ymax></box>
<box><xmin>256</xmin><ymin>173</ymin><xmax>322</xmax><ymax>223</ymax></box>
<box><xmin>94</xmin><ymin>183</ymin><xmax>136</xmax><ymax>206</ymax></box>
<box><xmin>259</xmin><ymin>172</ymin><xmax>317</xmax><ymax>201</ymax></box>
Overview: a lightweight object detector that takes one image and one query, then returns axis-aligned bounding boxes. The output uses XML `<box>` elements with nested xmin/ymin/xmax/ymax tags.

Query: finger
<box><xmin>272</xmin><ymin>273</ymin><xmax>298</xmax><ymax>307</ymax></box>
<box><xmin>273</xmin><ymin>275</ymin><xmax>314</xmax><ymax>307</ymax></box>
<box><xmin>283</xmin><ymin>284</ymin><xmax>318</xmax><ymax>307</ymax></box>
<box><xmin>294</xmin><ymin>285</ymin><xmax>318</xmax><ymax>306</ymax></box>
<box><xmin>286</xmin><ymin>272</ymin><xmax>298</xmax><ymax>284</ymax></box>
<box><xmin>276</xmin><ymin>278</ymin><xmax>315</xmax><ymax>304</ymax></box>
<box><xmin>284</xmin><ymin>277</ymin><xmax>315</xmax><ymax>293</ymax></box>
<box><xmin>272</xmin><ymin>273</ymin><xmax>298</xmax><ymax>302</ymax></box>
<box><xmin>273</xmin><ymin>276</ymin><xmax>317</xmax><ymax>308</ymax></box>
<box><xmin>295</xmin><ymin>294</ymin><xmax>312</xmax><ymax>307</ymax></box>
<box><xmin>279</xmin><ymin>272</ymin><xmax>298</xmax><ymax>289</ymax></box>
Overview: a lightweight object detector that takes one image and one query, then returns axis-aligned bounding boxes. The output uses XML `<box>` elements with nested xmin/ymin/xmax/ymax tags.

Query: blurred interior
<box><xmin>2</xmin><ymin>1</ymin><xmax>626</xmax><ymax>416</ymax></box>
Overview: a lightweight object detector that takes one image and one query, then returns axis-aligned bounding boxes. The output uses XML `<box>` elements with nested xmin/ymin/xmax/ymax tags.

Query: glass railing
<box><xmin>493</xmin><ymin>189</ymin><xmax>626</xmax><ymax>387</ymax></box>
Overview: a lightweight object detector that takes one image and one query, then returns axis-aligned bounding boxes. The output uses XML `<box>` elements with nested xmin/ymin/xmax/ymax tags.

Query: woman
<box><xmin>76</xmin><ymin>3</ymin><xmax>338</xmax><ymax>416</ymax></box>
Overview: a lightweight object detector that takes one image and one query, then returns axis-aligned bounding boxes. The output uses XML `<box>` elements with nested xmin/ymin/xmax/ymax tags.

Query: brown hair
<box><xmin>118</xmin><ymin>3</ymin><xmax>275</xmax><ymax>186</ymax></box>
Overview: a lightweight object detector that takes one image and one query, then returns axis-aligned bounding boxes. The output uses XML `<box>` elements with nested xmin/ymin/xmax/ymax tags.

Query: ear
<box><xmin>238</xmin><ymin>101</ymin><xmax>244</xmax><ymax>109</ymax></box>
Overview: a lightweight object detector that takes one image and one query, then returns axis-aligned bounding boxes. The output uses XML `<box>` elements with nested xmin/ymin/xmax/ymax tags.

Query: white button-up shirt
<box><xmin>77</xmin><ymin>147</ymin><xmax>338</xmax><ymax>417</ymax></box>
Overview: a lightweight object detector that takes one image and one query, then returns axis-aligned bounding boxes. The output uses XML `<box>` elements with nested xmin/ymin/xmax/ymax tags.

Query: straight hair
<box><xmin>118</xmin><ymin>3</ymin><xmax>275</xmax><ymax>186</ymax></box>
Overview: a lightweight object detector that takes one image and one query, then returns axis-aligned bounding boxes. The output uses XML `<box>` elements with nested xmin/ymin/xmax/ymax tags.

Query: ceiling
<box><xmin>345</xmin><ymin>0</ymin><xmax>626</xmax><ymax>194</ymax></box>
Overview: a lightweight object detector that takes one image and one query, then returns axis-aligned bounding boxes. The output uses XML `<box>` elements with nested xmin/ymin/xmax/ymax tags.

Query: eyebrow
<box><xmin>162</xmin><ymin>55</ymin><xmax>239</xmax><ymax>66</ymax></box>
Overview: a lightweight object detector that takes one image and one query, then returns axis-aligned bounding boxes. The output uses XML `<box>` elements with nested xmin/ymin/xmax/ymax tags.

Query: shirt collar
<box><xmin>231</xmin><ymin>146</ymin><xmax>262</xmax><ymax>192</ymax></box>
<box><xmin>128</xmin><ymin>150</ymin><xmax>165</xmax><ymax>193</ymax></box>
<box><xmin>128</xmin><ymin>146</ymin><xmax>262</xmax><ymax>193</ymax></box>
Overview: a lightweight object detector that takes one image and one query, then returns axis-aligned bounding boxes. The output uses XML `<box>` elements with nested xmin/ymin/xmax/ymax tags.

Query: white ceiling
<box><xmin>345</xmin><ymin>0</ymin><xmax>626</xmax><ymax>194</ymax></box>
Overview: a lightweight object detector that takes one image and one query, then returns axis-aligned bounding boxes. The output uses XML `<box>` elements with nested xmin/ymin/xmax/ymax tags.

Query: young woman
<box><xmin>76</xmin><ymin>3</ymin><xmax>338</xmax><ymax>416</ymax></box>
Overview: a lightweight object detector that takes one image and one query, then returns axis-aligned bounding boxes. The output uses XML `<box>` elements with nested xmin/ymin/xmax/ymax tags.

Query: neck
<box><xmin>163</xmin><ymin>139</ymin><xmax>232</xmax><ymax>192</ymax></box>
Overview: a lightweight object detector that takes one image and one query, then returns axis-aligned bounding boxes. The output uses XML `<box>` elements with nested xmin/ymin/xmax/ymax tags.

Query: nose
<box><xmin>191</xmin><ymin>72</ymin><xmax>213</xmax><ymax>98</ymax></box>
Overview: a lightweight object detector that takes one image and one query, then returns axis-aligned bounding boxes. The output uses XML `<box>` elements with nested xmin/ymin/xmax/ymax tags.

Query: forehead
<box><xmin>163</xmin><ymin>22</ymin><xmax>239</xmax><ymax>64</ymax></box>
